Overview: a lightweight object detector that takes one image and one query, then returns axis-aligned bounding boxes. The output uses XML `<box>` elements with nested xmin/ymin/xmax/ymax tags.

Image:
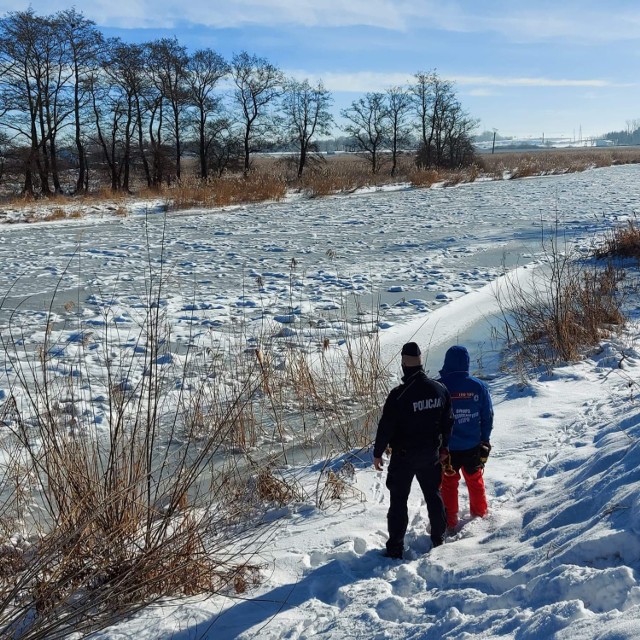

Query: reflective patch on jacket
<box><xmin>412</xmin><ymin>397</ymin><xmax>443</xmax><ymax>412</ymax></box>
<box><xmin>451</xmin><ymin>391</ymin><xmax>479</xmax><ymax>402</ymax></box>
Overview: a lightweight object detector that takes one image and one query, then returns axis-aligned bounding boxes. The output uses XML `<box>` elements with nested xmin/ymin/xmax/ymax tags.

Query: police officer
<box><xmin>438</xmin><ymin>345</ymin><xmax>494</xmax><ymax>532</ymax></box>
<box><xmin>373</xmin><ymin>342</ymin><xmax>453</xmax><ymax>558</ymax></box>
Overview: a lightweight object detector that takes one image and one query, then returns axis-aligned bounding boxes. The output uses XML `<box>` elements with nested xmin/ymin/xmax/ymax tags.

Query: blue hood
<box><xmin>440</xmin><ymin>345</ymin><xmax>470</xmax><ymax>376</ymax></box>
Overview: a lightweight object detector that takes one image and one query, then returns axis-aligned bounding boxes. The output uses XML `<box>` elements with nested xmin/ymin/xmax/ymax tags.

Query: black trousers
<box><xmin>448</xmin><ymin>446</ymin><xmax>483</xmax><ymax>474</ymax></box>
<box><xmin>385</xmin><ymin>449</ymin><xmax>446</xmax><ymax>554</ymax></box>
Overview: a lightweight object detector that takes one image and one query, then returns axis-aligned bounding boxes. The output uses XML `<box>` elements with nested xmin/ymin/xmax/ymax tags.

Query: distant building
<box><xmin>594</xmin><ymin>139</ymin><xmax>615</xmax><ymax>147</ymax></box>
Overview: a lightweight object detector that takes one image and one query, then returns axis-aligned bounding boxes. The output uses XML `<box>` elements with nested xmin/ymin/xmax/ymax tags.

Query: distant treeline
<box><xmin>603</xmin><ymin>121</ymin><xmax>640</xmax><ymax>146</ymax></box>
<box><xmin>0</xmin><ymin>8</ymin><xmax>477</xmax><ymax>196</ymax></box>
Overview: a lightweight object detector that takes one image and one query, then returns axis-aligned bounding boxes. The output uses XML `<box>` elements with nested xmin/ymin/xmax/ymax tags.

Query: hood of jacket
<box><xmin>439</xmin><ymin>345</ymin><xmax>470</xmax><ymax>377</ymax></box>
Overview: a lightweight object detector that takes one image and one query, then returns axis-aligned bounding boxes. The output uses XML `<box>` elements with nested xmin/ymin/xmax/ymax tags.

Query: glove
<box><xmin>479</xmin><ymin>442</ymin><xmax>491</xmax><ymax>464</ymax></box>
<box><xmin>439</xmin><ymin>447</ymin><xmax>450</xmax><ymax>465</ymax></box>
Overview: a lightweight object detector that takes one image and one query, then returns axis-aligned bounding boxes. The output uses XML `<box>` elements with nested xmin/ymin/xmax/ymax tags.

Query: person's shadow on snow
<box><xmin>169</xmin><ymin>548</ymin><xmax>394</xmax><ymax>639</ymax></box>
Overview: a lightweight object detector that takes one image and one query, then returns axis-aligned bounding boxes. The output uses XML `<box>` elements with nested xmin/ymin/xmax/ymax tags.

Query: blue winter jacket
<box><xmin>438</xmin><ymin>346</ymin><xmax>494</xmax><ymax>451</ymax></box>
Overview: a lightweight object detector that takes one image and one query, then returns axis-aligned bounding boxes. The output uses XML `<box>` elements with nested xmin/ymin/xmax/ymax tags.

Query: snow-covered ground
<box><xmin>86</xmin><ymin>270</ymin><xmax>640</xmax><ymax>639</ymax></box>
<box><xmin>2</xmin><ymin>165</ymin><xmax>640</xmax><ymax>638</ymax></box>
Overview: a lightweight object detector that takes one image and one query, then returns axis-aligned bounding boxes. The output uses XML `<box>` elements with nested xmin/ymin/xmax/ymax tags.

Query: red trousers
<box><xmin>441</xmin><ymin>453</ymin><xmax>487</xmax><ymax>528</ymax></box>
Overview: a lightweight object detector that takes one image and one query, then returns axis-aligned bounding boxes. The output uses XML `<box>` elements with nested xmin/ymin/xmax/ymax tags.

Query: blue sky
<box><xmin>2</xmin><ymin>0</ymin><xmax>639</xmax><ymax>139</ymax></box>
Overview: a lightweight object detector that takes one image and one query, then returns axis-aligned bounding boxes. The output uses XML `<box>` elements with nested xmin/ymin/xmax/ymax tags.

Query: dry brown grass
<box><xmin>1</xmin><ymin>188</ymin><xmax>145</xmax><ymax>223</ymax></box>
<box><xmin>405</xmin><ymin>167</ymin><xmax>442</xmax><ymax>187</ymax></box>
<box><xmin>479</xmin><ymin>147</ymin><xmax>640</xmax><ymax>180</ymax></box>
<box><xmin>3</xmin><ymin>147</ymin><xmax>640</xmax><ymax>218</ymax></box>
<box><xmin>164</xmin><ymin>173</ymin><xmax>287</xmax><ymax>210</ymax></box>
<box><xmin>594</xmin><ymin>220</ymin><xmax>640</xmax><ymax>259</ymax></box>
<box><xmin>19</xmin><ymin>207</ymin><xmax>86</xmax><ymax>223</ymax></box>
<box><xmin>285</xmin><ymin>147</ymin><xmax>640</xmax><ymax>197</ymax></box>
<box><xmin>93</xmin><ymin>186</ymin><xmax>130</xmax><ymax>200</ymax></box>
<box><xmin>40</xmin><ymin>208</ymin><xmax>84</xmax><ymax>222</ymax></box>
<box><xmin>0</xmin><ymin>286</ymin><xmax>279</xmax><ymax>637</ymax></box>
<box><xmin>112</xmin><ymin>205</ymin><xmax>128</xmax><ymax>217</ymax></box>
<box><xmin>498</xmin><ymin>239</ymin><xmax>626</xmax><ymax>374</ymax></box>
<box><xmin>297</xmin><ymin>165</ymin><xmax>364</xmax><ymax>196</ymax></box>
<box><xmin>294</xmin><ymin>153</ymin><xmax>409</xmax><ymax>196</ymax></box>
<box><xmin>255</xmin><ymin>467</ymin><xmax>304</xmax><ymax>506</ymax></box>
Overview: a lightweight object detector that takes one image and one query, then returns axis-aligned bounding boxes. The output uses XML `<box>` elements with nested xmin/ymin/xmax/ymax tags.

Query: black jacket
<box><xmin>373</xmin><ymin>368</ymin><xmax>454</xmax><ymax>458</ymax></box>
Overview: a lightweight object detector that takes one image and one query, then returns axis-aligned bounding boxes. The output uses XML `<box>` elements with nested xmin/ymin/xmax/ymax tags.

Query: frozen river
<box><xmin>1</xmin><ymin>164</ymin><xmax>640</xmax><ymax>439</ymax></box>
<box><xmin>1</xmin><ymin>163</ymin><xmax>640</xmax><ymax>523</ymax></box>
<box><xmin>1</xmin><ymin>164</ymin><xmax>639</xmax><ymax>341</ymax></box>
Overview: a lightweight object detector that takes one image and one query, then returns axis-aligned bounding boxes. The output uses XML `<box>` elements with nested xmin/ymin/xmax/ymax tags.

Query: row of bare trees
<box><xmin>341</xmin><ymin>73</ymin><xmax>477</xmax><ymax>175</ymax></box>
<box><xmin>0</xmin><ymin>8</ymin><xmax>476</xmax><ymax>197</ymax></box>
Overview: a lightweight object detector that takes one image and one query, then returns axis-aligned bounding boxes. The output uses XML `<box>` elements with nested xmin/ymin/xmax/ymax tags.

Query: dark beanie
<box><xmin>401</xmin><ymin>342</ymin><xmax>422</xmax><ymax>367</ymax></box>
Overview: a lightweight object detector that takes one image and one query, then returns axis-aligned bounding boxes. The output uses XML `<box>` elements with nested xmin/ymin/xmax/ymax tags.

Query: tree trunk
<box><xmin>37</xmin><ymin>146</ymin><xmax>51</xmax><ymax>195</ymax></box>
<box><xmin>297</xmin><ymin>145</ymin><xmax>307</xmax><ymax>179</ymax></box>
<box><xmin>175</xmin><ymin>135</ymin><xmax>181</xmax><ymax>182</ymax></box>
<box><xmin>135</xmin><ymin>97</ymin><xmax>152</xmax><ymax>188</ymax></box>
<box><xmin>122</xmin><ymin>100</ymin><xmax>133</xmax><ymax>192</ymax></box>
<box><xmin>50</xmin><ymin>136</ymin><xmax>62</xmax><ymax>194</ymax></box>
<box><xmin>198</xmin><ymin>106</ymin><xmax>207</xmax><ymax>179</ymax></box>
<box><xmin>22</xmin><ymin>157</ymin><xmax>34</xmax><ymax>196</ymax></box>
<box><xmin>243</xmin><ymin>130</ymin><xmax>251</xmax><ymax>174</ymax></box>
<box><xmin>74</xmin><ymin>61</ymin><xmax>85</xmax><ymax>194</ymax></box>
<box><xmin>391</xmin><ymin>139</ymin><xmax>398</xmax><ymax>177</ymax></box>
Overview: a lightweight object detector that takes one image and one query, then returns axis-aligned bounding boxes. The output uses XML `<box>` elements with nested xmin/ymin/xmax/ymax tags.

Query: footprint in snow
<box><xmin>372</xmin><ymin>471</ymin><xmax>386</xmax><ymax>504</ymax></box>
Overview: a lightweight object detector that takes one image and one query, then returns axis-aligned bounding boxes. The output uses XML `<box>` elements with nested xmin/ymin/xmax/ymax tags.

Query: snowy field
<box><xmin>2</xmin><ymin>165</ymin><xmax>640</xmax><ymax>638</ymax></box>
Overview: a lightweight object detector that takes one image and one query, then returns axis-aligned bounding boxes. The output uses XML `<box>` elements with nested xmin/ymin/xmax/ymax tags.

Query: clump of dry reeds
<box><xmin>296</xmin><ymin>154</ymin><xmax>383</xmax><ymax>196</ymax></box>
<box><xmin>315</xmin><ymin>460</ymin><xmax>366</xmax><ymax>509</ymax></box>
<box><xmin>406</xmin><ymin>167</ymin><xmax>441</xmax><ymax>187</ymax></box>
<box><xmin>0</xmin><ymin>293</ymin><xmax>275</xmax><ymax>637</ymax></box>
<box><xmin>164</xmin><ymin>173</ymin><xmax>287</xmax><ymax>210</ymax></box>
<box><xmin>594</xmin><ymin>220</ymin><xmax>640</xmax><ymax>260</ymax></box>
<box><xmin>497</xmin><ymin>230</ymin><xmax>626</xmax><ymax>374</ymax></box>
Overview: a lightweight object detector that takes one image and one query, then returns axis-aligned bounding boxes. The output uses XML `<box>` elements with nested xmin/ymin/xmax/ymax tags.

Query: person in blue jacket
<box><xmin>438</xmin><ymin>345</ymin><xmax>493</xmax><ymax>531</ymax></box>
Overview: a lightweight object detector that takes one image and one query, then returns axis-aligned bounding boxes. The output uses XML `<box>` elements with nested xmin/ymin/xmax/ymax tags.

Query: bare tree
<box><xmin>0</xmin><ymin>129</ymin><xmax>8</xmax><ymax>184</ymax></box>
<box><xmin>0</xmin><ymin>9</ymin><xmax>72</xmax><ymax>195</ymax></box>
<box><xmin>440</xmin><ymin>98</ymin><xmax>478</xmax><ymax>168</ymax></box>
<box><xmin>57</xmin><ymin>8</ymin><xmax>104</xmax><ymax>193</ymax></box>
<box><xmin>207</xmin><ymin>116</ymin><xmax>243</xmax><ymax>176</ymax></box>
<box><xmin>86</xmin><ymin>39</ymin><xmax>148</xmax><ymax>192</ymax></box>
<box><xmin>411</xmin><ymin>70</ymin><xmax>447</xmax><ymax>168</ymax></box>
<box><xmin>38</xmin><ymin>14</ymin><xmax>74</xmax><ymax>194</ymax></box>
<box><xmin>230</xmin><ymin>51</ymin><xmax>283</xmax><ymax>173</ymax></box>
<box><xmin>185</xmin><ymin>48</ymin><xmax>229</xmax><ymax>179</ymax></box>
<box><xmin>147</xmin><ymin>38</ymin><xmax>189</xmax><ymax>182</ymax></box>
<box><xmin>281</xmin><ymin>78</ymin><xmax>333</xmax><ymax>178</ymax></box>
<box><xmin>411</xmin><ymin>69</ymin><xmax>476</xmax><ymax>169</ymax></box>
<box><xmin>385</xmin><ymin>86</ymin><xmax>412</xmax><ymax>177</ymax></box>
<box><xmin>341</xmin><ymin>92</ymin><xmax>389</xmax><ymax>174</ymax></box>
<box><xmin>87</xmin><ymin>72</ymin><xmax>123</xmax><ymax>191</ymax></box>
<box><xmin>86</xmin><ymin>55</ymin><xmax>118</xmax><ymax>190</ymax></box>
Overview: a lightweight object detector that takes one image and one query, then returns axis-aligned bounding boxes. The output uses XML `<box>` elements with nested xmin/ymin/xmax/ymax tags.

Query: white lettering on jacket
<box><xmin>454</xmin><ymin>408</ymin><xmax>479</xmax><ymax>424</ymax></box>
<box><xmin>413</xmin><ymin>397</ymin><xmax>443</xmax><ymax>412</ymax></box>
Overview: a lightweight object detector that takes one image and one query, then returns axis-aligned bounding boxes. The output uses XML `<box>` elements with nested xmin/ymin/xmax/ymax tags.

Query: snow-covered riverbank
<box><xmin>89</xmin><ymin>269</ymin><xmax>640</xmax><ymax>639</ymax></box>
<box><xmin>2</xmin><ymin>164</ymin><xmax>640</xmax><ymax>639</ymax></box>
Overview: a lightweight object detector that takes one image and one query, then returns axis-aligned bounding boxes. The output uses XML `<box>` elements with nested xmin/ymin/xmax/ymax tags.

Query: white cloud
<box><xmin>452</xmin><ymin>75</ymin><xmax>617</xmax><ymax>88</ymax></box>
<box><xmin>403</xmin><ymin>1</ymin><xmax>640</xmax><ymax>43</ymax></box>
<box><xmin>467</xmin><ymin>88</ymin><xmax>499</xmax><ymax>97</ymax></box>
<box><xmin>286</xmin><ymin>70</ymin><xmax>412</xmax><ymax>93</ymax></box>
<box><xmin>0</xmin><ymin>0</ymin><xmax>409</xmax><ymax>30</ymax></box>
<box><xmin>286</xmin><ymin>70</ymin><xmax>621</xmax><ymax>93</ymax></box>
<box><xmin>2</xmin><ymin>0</ymin><xmax>639</xmax><ymax>44</ymax></box>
